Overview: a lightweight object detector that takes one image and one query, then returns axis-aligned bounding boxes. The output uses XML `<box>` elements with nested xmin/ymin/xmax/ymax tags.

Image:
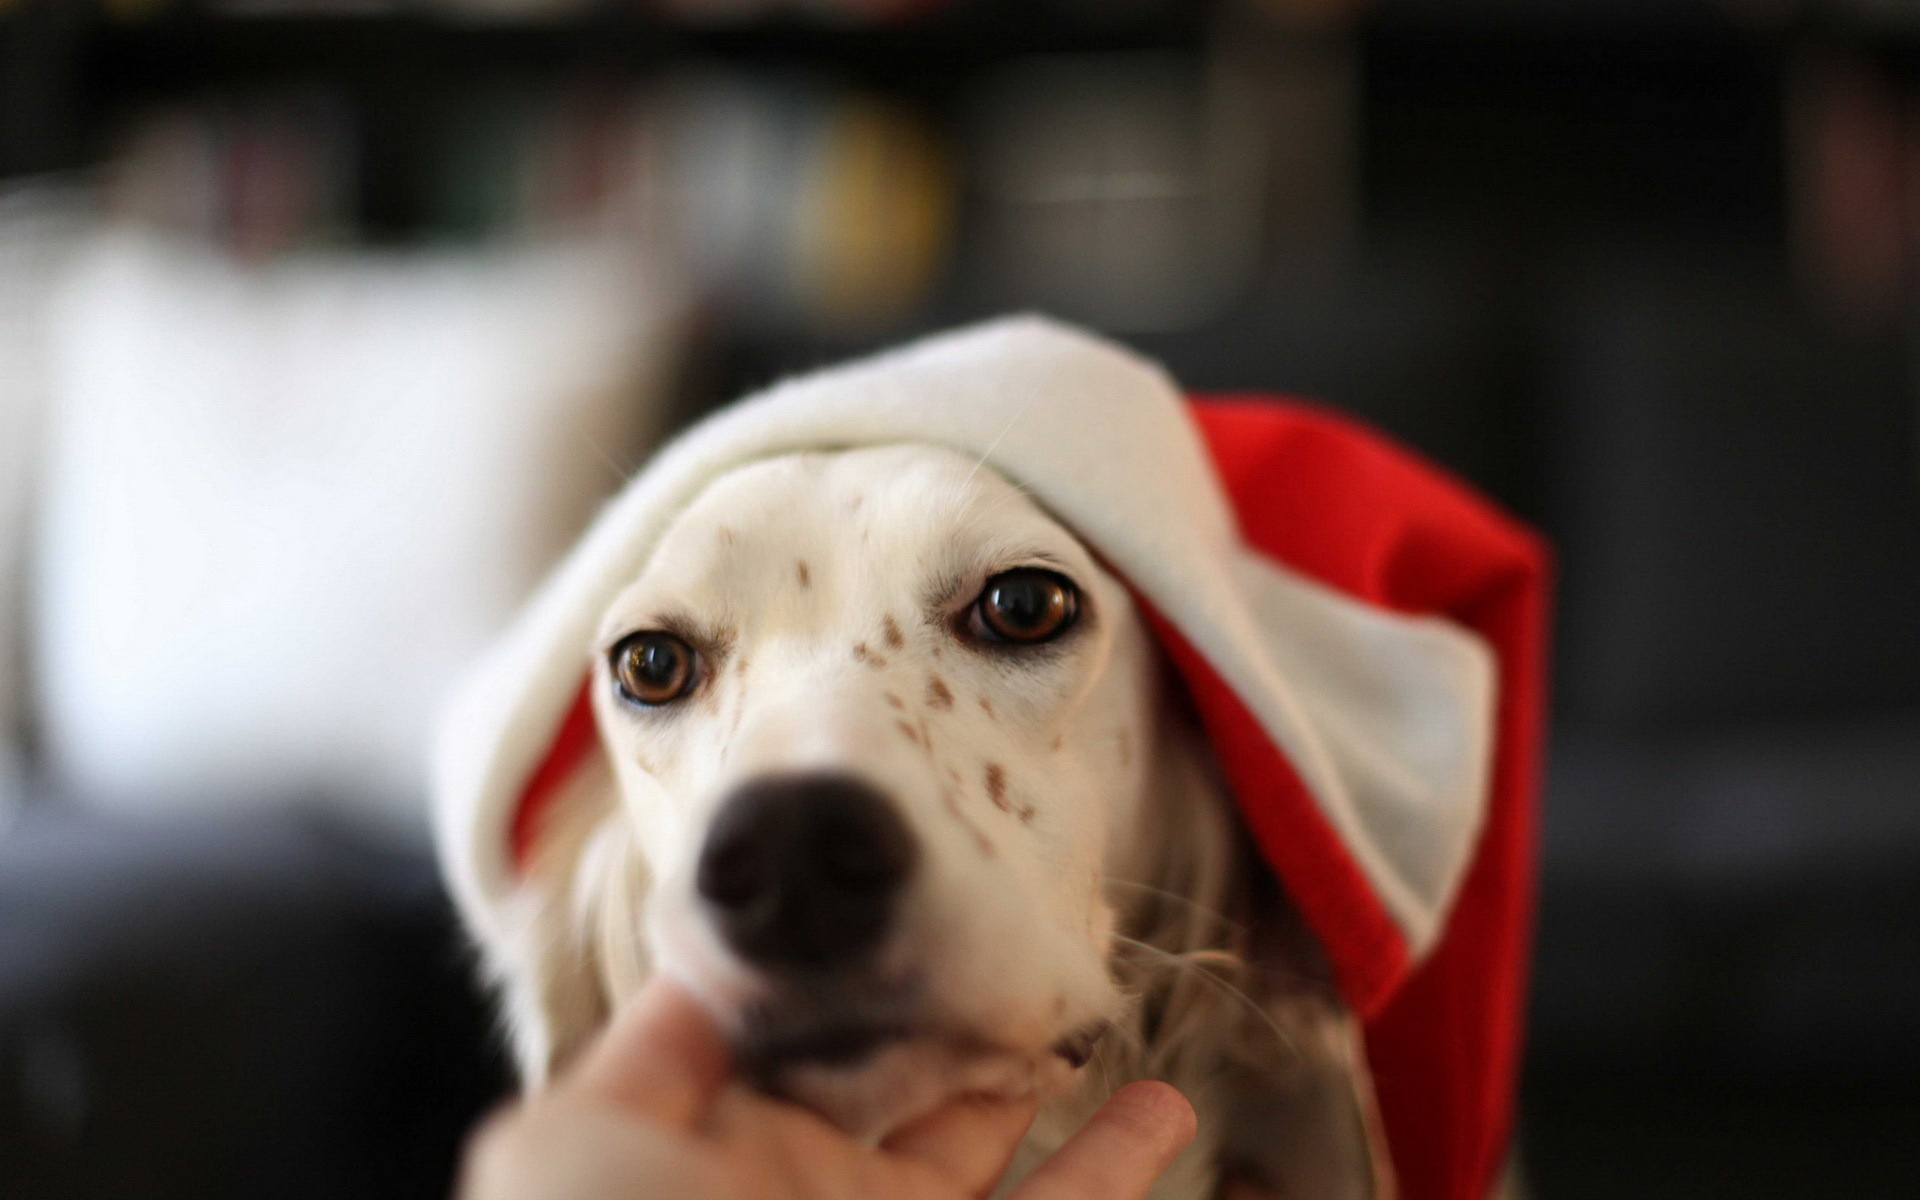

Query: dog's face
<box><xmin>586</xmin><ymin>444</ymin><xmax>1164</xmax><ymax>1134</ymax></box>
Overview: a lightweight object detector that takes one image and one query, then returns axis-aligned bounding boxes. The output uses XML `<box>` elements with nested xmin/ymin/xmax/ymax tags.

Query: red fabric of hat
<box><xmin>1176</xmin><ymin>399</ymin><xmax>1549</xmax><ymax>1200</ymax></box>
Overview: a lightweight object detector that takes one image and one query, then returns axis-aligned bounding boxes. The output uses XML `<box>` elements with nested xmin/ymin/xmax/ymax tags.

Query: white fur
<box><xmin>489</xmin><ymin>445</ymin><xmax>1393</xmax><ymax>1199</ymax></box>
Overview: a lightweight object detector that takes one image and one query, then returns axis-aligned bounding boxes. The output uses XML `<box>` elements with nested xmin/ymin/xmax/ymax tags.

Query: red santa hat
<box><xmin>432</xmin><ymin>316</ymin><xmax>1549</xmax><ymax>1200</ymax></box>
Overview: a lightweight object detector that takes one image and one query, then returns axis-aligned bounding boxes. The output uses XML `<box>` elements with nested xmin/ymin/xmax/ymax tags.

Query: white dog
<box><xmin>434</xmin><ymin>318</ymin><xmax>1545</xmax><ymax>1200</ymax></box>
<box><xmin>504</xmin><ymin>444</ymin><xmax>1388</xmax><ymax>1199</ymax></box>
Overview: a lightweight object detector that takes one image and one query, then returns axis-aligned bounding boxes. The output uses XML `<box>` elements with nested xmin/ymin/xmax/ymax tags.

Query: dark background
<box><xmin>3</xmin><ymin>1</ymin><xmax>1918</xmax><ymax>1196</ymax></box>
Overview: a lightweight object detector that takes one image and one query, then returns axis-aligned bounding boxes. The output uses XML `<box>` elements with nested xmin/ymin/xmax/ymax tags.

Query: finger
<box><xmin>564</xmin><ymin>977</ymin><xmax>732</xmax><ymax>1130</ymax></box>
<box><xmin>710</xmin><ymin>1084</ymin><xmax>936</xmax><ymax>1198</ymax></box>
<box><xmin>460</xmin><ymin>1099</ymin><xmax>703</xmax><ymax>1200</ymax></box>
<box><xmin>882</xmin><ymin>1094</ymin><xmax>1040</xmax><ymax>1197</ymax></box>
<box><xmin>1007</xmin><ymin>1081</ymin><xmax>1196</xmax><ymax>1200</ymax></box>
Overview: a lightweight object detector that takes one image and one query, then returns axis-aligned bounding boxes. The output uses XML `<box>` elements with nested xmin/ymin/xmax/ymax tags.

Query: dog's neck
<box><xmin>1014</xmin><ymin>682</ymin><xmax>1390</xmax><ymax>1200</ymax></box>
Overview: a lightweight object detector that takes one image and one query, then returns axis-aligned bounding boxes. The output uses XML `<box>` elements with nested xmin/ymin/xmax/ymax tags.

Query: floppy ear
<box><xmin>480</xmin><ymin>750</ymin><xmax>640</xmax><ymax>1084</ymax></box>
<box><xmin>1219</xmin><ymin>868</ymin><xmax>1396</xmax><ymax>1200</ymax></box>
<box><xmin>1109</xmin><ymin>691</ymin><xmax>1393</xmax><ymax>1200</ymax></box>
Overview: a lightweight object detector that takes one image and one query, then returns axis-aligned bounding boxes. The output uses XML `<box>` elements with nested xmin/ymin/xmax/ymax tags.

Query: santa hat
<box><xmin>432</xmin><ymin>316</ymin><xmax>1549</xmax><ymax>1200</ymax></box>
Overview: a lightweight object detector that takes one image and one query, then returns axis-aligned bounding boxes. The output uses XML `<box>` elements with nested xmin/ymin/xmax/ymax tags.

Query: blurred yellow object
<box><xmin>796</xmin><ymin>99</ymin><xmax>951</xmax><ymax>333</ymax></box>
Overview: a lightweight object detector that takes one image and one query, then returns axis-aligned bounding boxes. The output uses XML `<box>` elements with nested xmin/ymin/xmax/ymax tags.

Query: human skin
<box><xmin>458</xmin><ymin>977</ymin><xmax>1199</xmax><ymax>1200</ymax></box>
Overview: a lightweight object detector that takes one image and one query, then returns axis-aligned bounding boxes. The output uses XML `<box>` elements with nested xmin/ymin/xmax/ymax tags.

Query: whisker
<box><xmin>587</xmin><ymin>436</ymin><xmax>641</xmax><ymax>486</ymax></box>
<box><xmin>1110</xmin><ymin>932</ymin><xmax>1301</xmax><ymax>1061</ymax></box>
<box><xmin>960</xmin><ymin>396</ymin><xmax>1037</xmax><ymax>492</ymax></box>
<box><xmin>1104</xmin><ymin>877</ymin><xmax>1247</xmax><ymax>937</ymax></box>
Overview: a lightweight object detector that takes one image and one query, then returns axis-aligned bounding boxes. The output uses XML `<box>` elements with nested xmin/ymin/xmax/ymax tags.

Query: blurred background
<box><xmin>2</xmin><ymin>0</ymin><xmax>1918</xmax><ymax>1196</ymax></box>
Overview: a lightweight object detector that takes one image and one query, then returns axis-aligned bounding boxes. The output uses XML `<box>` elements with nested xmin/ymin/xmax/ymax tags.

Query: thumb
<box><xmin>562</xmin><ymin>977</ymin><xmax>732</xmax><ymax>1131</ymax></box>
<box><xmin>1008</xmin><ymin>1081</ymin><xmax>1197</xmax><ymax>1200</ymax></box>
<box><xmin>883</xmin><ymin>1093</ymin><xmax>1040</xmax><ymax>1196</ymax></box>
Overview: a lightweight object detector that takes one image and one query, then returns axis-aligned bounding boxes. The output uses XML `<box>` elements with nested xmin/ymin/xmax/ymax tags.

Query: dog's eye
<box><xmin>610</xmin><ymin>632</ymin><xmax>698</xmax><ymax>705</ymax></box>
<box><xmin>973</xmin><ymin>569</ymin><xmax>1079</xmax><ymax>644</ymax></box>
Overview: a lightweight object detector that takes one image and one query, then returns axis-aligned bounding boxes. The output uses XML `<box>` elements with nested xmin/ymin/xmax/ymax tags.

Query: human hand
<box><xmin>457</xmin><ymin>978</ymin><xmax>1197</xmax><ymax>1200</ymax></box>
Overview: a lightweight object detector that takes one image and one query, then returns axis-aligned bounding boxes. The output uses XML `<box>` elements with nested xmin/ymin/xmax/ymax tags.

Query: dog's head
<box><xmin>547</xmin><ymin>443</ymin><xmax>1183</xmax><ymax>1134</ymax></box>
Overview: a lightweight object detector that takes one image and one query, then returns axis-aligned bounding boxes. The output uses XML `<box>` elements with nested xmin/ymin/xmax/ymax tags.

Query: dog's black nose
<box><xmin>697</xmin><ymin>773</ymin><xmax>918</xmax><ymax>972</ymax></box>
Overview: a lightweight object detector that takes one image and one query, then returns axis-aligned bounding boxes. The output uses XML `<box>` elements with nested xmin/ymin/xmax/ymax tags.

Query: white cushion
<box><xmin>33</xmin><ymin>231</ymin><xmax>685</xmax><ymax>833</ymax></box>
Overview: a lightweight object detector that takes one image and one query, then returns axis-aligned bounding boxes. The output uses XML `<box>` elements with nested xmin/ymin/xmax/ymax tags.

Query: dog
<box><xmin>486</xmin><ymin>442</ymin><xmax>1393</xmax><ymax>1200</ymax></box>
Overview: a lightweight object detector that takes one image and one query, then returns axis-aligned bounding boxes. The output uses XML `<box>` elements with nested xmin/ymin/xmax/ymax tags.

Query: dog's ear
<box><xmin>1219</xmin><ymin>867</ymin><xmax>1396</xmax><ymax>1200</ymax></box>
<box><xmin>484</xmin><ymin>751</ymin><xmax>643</xmax><ymax>1084</ymax></box>
<box><xmin>1112</xmin><ymin>703</ymin><xmax>1394</xmax><ymax>1200</ymax></box>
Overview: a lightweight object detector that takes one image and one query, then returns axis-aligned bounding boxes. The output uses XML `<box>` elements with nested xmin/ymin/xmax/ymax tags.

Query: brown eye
<box><xmin>611</xmin><ymin>632</ymin><xmax>698</xmax><ymax>705</ymax></box>
<box><xmin>974</xmin><ymin>569</ymin><xmax>1079</xmax><ymax>644</ymax></box>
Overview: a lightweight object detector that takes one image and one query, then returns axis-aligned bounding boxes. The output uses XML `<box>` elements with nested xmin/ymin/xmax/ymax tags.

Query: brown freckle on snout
<box><xmin>977</xmin><ymin>695</ymin><xmax>995</xmax><ymax>719</ymax></box>
<box><xmin>884</xmin><ymin>691</ymin><xmax>905</xmax><ymax>710</ymax></box>
<box><xmin>796</xmin><ymin>560</ymin><xmax>811</xmax><ymax>588</ymax></box>
<box><xmin>984</xmin><ymin>763</ymin><xmax>1010</xmax><ymax>812</ymax></box>
<box><xmin>1052</xmin><ymin>994</ymin><xmax>1068</xmax><ymax>1017</ymax></box>
<box><xmin>896</xmin><ymin>720</ymin><xmax>920</xmax><ymax>745</ymax></box>
<box><xmin>717</xmin><ymin>526</ymin><xmax>736</xmax><ymax>545</ymax></box>
<box><xmin>942</xmin><ymin>788</ymin><xmax>995</xmax><ymax>857</ymax></box>
<box><xmin>1050</xmin><ymin>733</ymin><xmax>1064</xmax><ymax>752</ymax></box>
<box><xmin>882</xmin><ymin>615</ymin><xmax>905</xmax><ymax>650</ymax></box>
<box><xmin>853</xmin><ymin>643</ymin><xmax>889</xmax><ymax>669</ymax></box>
<box><xmin>926</xmin><ymin>675</ymin><xmax>953</xmax><ymax>709</ymax></box>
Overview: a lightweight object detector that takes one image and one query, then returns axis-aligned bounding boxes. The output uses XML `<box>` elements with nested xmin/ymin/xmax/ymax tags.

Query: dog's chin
<box><xmin>753</xmin><ymin>1032</ymin><xmax>1078</xmax><ymax>1143</ymax></box>
<box><xmin>731</xmin><ymin>985</ymin><xmax>1090</xmax><ymax>1142</ymax></box>
<box><xmin>721</xmin><ymin>968</ymin><xmax>1119</xmax><ymax>1141</ymax></box>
